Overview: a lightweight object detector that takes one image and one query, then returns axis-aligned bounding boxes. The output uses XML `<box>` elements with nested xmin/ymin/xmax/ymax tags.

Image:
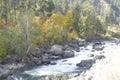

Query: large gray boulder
<box><xmin>62</xmin><ymin>50</ymin><xmax>74</xmax><ymax>58</ymax></box>
<box><xmin>50</xmin><ymin>45</ymin><xmax>63</xmax><ymax>55</ymax></box>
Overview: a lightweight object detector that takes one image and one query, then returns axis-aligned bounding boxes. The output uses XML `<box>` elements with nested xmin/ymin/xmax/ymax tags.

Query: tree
<box><xmin>35</xmin><ymin>0</ymin><xmax>55</xmax><ymax>18</ymax></box>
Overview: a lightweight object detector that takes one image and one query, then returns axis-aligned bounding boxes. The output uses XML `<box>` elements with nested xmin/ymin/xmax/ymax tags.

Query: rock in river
<box><xmin>76</xmin><ymin>59</ymin><xmax>95</xmax><ymax>69</ymax></box>
<box><xmin>93</xmin><ymin>42</ymin><xmax>104</xmax><ymax>51</ymax></box>
<box><xmin>62</xmin><ymin>50</ymin><xmax>75</xmax><ymax>58</ymax></box>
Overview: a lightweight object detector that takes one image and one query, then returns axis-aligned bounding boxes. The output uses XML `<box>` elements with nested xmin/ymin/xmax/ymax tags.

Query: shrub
<box><xmin>0</xmin><ymin>32</ymin><xmax>8</xmax><ymax>58</ymax></box>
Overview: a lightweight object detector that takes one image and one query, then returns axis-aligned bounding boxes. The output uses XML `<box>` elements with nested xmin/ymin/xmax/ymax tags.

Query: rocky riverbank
<box><xmin>0</xmin><ymin>39</ymin><xmax>108</xmax><ymax>79</ymax></box>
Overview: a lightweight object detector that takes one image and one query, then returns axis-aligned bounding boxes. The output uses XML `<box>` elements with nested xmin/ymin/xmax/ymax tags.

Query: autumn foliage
<box><xmin>31</xmin><ymin>10</ymin><xmax>78</xmax><ymax>45</ymax></box>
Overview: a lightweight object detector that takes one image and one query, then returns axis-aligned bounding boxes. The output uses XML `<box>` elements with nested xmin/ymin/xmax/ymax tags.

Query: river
<box><xmin>7</xmin><ymin>40</ymin><xmax>120</xmax><ymax>80</ymax></box>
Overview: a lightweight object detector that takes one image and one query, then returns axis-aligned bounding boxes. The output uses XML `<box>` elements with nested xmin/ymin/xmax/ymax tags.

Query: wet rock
<box><xmin>50</xmin><ymin>62</ymin><xmax>57</xmax><ymax>65</ymax></box>
<box><xmin>50</xmin><ymin>45</ymin><xmax>63</xmax><ymax>55</ymax></box>
<box><xmin>62</xmin><ymin>50</ymin><xmax>74</xmax><ymax>58</ymax></box>
<box><xmin>74</xmin><ymin>48</ymin><xmax>80</xmax><ymax>52</ymax></box>
<box><xmin>93</xmin><ymin>42</ymin><xmax>104</xmax><ymax>51</ymax></box>
<box><xmin>76</xmin><ymin>59</ymin><xmax>95</xmax><ymax>69</ymax></box>
<box><xmin>94</xmin><ymin>55</ymin><xmax>106</xmax><ymax>60</ymax></box>
<box><xmin>62</xmin><ymin>60</ymin><xmax>67</xmax><ymax>62</ymax></box>
<box><xmin>88</xmin><ymin>54</ymin><xmax>94</xmax><ymax>57</ymax></box>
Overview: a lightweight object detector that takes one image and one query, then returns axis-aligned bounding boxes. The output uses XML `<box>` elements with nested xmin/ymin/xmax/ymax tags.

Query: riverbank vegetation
<box><xmin>0</xmin><ymin>0</ymin><xmax>119</xmax><ymax>59</ymax></box>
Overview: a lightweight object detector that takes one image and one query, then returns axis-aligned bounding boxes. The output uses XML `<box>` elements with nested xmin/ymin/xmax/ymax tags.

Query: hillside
<box><xmin>53</xmin><ymin>0</ymin><xmax>120</xmax><ymax>24</ymax></box>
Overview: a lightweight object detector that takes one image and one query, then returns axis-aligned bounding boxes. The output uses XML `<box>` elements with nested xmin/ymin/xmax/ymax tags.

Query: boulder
<box><xmin>41</xmin><ymin>54</ymin><xmax>50</xmax><ymax>64</ymax></box>
<box><xmin>50</xmin><ymin>45</ymin><xmax>63</xmax><ymax>55</ymax></box>
<box><xmin>74</xmin><ymin>48</ymin><xmax>80</xmax><ymax>52</ymax></box>
<box><xmin>63</xmin><ymin>45</ymin><xmax>73</xmax><ymax>51</ymax></box>
<box><xmin>62</xmin><ymin>50</ymin><xmax>74</xmax><ymax>58</ymax></box>
<box><xmin>78</xmin><ymin>41</ymin><xmax>88</xmax><ymax>47</ymax></box>
<box><xmin>76</xmin><ymin>59</ymin><xmax>95</xmax><ymax>69</ymax></box>
<box><xmin>50</xmin><ymin>62</ymin><xmax>57</xmax><ymax>65</ymax></box>
<box><xmin>93</xmin><ymin>42</ymin><xmax>104</xmax><ymax>51</ymax></box>
<box><xmin>68</xmin><ymin>43</ymin><xmax>80</xmax><ymax>52</ymax></box>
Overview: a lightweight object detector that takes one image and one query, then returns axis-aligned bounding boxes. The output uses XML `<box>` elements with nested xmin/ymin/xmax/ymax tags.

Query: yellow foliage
<box><xmin>43</xmin><ymin>11</ymin><xmax>73</xmax><ymax>33</ymax></box>
<box><xmin>36</xmin><ymin>36</ymin><xmax>45</xmax><ymax>45</ymax></box>
<box><xmin>31</xmin><ymin>11</ymin><xmax>78</xmax><ymax>45</ymax></box>
<box><xmin>44</xmin><ymin>13</ymin><xmax>64</xmax><ymax>26</ymax></box>
<box><xmin>64</xmin><ymin>10</ymin><xmax>73</xmax><ymax>30</ymax></box>
<box><xmin>32</xmin><ymin>16</ymin><xmax>44</xmax><ymax>27</ymax></box>
<box><xmin>70</xmin><ymin>30</ymin><xmax>78</xmax><ymax>39</ymax></box>
<box><xmin>65</xmin><ymin>10</ymin><xmax>73</xmax><ymax>17</ymax></box>
<box><xmin>42</xmin><ymin>13</ymin><xmax>64</xmax><ymax>33</ymax></box>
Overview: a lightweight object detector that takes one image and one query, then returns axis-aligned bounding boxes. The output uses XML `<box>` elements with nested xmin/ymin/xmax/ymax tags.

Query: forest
<box><xmin>0</xmin><ymin>0</ymin><xmax>119</xmax><ymax>59</ymax></box>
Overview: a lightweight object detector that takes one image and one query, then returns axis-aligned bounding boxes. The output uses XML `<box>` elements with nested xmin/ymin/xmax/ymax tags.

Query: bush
<box><xmin>0</xmin><ymin>26</ymin><xmax>26</xmax><ymax>59</ymax></box>
<box><xmin>77</xmin><ymin>15</ymin><xmax>106</xmax><ymax>39</ymax></box>
<box><xmin>0</xmin><ymin>32</ymin><xmax>8</xmax><ymax>58</ymax></box>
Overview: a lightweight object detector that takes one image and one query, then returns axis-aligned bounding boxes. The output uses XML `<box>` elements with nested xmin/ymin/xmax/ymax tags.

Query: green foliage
<box><xmin>0</xmin><ymin>26</ymin><xmax>26</xmax><ymax>58</ymax></box>
<box><xmin>0</xmin><ymin>32</ymin><xmax>8</xmax><ymax>57</ymax></box>
<box><xmin>0</xmin><ymin>0</ymin><xmax>119</xmax><ymax>59</ymax></box>
<box><xmin>6</xmin><ymin>27</ymin><xmax>26</xmax><ymax>56</ymax></box>
<box><xmin>34</xmin><ymin>0</ymin><xmax>55</xmax><ymax>17</ymax></box>
<box><xmin>77</xmin><ymin>14</ymin><xmax>106</xmax><ymax>39</ymax></box>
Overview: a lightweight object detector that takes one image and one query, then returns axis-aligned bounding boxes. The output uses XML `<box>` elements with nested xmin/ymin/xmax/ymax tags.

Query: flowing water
<box><xmin>9</xmin><ymin>40</ymin><xmax>119</xmax><ymax>80</ymax></box>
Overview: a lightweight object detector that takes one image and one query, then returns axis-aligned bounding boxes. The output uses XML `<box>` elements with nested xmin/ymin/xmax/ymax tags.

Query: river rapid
<box><xmin>7</xmin><ymin>40</ymin><xmax>120</xmax><ymax>80</ymax></box>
